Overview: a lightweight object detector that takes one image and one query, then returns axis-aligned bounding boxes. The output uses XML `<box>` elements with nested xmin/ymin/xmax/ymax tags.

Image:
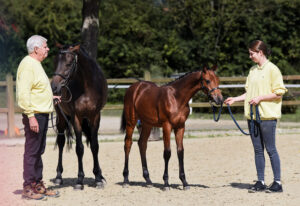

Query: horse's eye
<box><xmin>206</xmin><ymin>80</ymin><xmax>211</xmax><ymax>84</ymax></box>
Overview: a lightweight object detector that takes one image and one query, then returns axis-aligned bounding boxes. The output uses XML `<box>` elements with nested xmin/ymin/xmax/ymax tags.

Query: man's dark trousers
<box><xmin>22</xmin><ymin>113</ymin><xmax>49</xmax><ymax>187</ymax></box>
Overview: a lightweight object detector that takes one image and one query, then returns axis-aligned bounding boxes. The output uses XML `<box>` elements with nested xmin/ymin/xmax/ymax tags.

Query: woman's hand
<box><xmin>224</xmin><ymin>97</ymin><xmax>236</xmax><ymax>105</ymax></box>
<box><xmin>249</xmin><ymin>96</ymin><xmax>261</xmax><ymax>105</ymax></box>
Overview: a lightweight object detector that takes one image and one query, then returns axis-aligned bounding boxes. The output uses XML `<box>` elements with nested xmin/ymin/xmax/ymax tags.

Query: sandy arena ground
<box><xmin>0</xmin><ymin>115</ymin><xmax>300</xmax><ymax>206</ymax></box>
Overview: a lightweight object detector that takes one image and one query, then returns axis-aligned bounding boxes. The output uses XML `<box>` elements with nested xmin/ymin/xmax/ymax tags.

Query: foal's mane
<box><xmin>165</xmin><ymin>71</ymin><xmax>194</xmax><ymax>86</ymax></box>
<box><xmin>165</xmin><ymin>66</ymin><xmax>210</xmax><ymax>86</ymax></box>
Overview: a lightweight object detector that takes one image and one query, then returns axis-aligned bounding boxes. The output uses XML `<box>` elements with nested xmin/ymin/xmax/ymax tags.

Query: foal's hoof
<box><xmin>96</xmin><ymin>181</ymin><xmax>105</xmax><ymax>189</ymax></box>
<box><xmin>54</xmin><ymin>178</ymin><xmax>63</xmax><ymax>185</ymax></box>
<box><xmin>183</xmin><ymin>185</ymin><xmax>190</xmax><ymax>190</ymax></box>
<box><xmin>74</xmin><ymin>184</ymin><xmax>84</xmax><ymax>190</ymax></box>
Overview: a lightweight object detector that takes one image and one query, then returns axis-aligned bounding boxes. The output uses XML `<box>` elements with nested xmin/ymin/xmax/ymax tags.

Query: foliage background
<box><xmin>0</xmin><ymin>0</ymin><xmax>299</xmax><ymax>112</ymax></box>
<box><xmin>1</xmin><ymin>0</ymin><xmax>300</xmax><ymax>79</ymax></box>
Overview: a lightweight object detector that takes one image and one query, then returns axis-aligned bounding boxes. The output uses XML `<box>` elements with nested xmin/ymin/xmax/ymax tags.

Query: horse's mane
<box><xmin>165</xmin><ymin>66</ymin><xmax>212</xmax><ymax>86</ymax></box>
<box><xmin>165</xmin><ymin>71</ymin><xmax>194</xmax><ymax>86</ymax></box>
<box><xmin>60</xmin><ymin>43</ymin><xmax>91</xmax><ymax>60</ymax></box>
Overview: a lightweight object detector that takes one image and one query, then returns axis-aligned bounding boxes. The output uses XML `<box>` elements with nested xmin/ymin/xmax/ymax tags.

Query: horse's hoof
<box><xmin>162</xmin><ymin>186</ymin><xmax>170</xmax><ymax>191</ymax></box>
<box><xmin>96</xmin><ymin>182</ymin><xmax>105</xmax><ymax>189</ymax></box>
<box><xmin>101</xmin><ymin>179</ymin><xmax>107</xmax><ymax>185</ymax></box>
<box><xmin>74</xmin><ymin>184</ymin><xmax>84</xmax><ymax>190</ymax></box>
<box><xmin>146</xmin><ymin>183</ymin><xmax>153</xmax><ymax>188</ymax></box>
<box><xmin>183</xmin><ymin>185</ymin><xmax>190</xmax><ymax>190</ymax></box>
<box><xmin>54</xmin><ymin>178</ymin><xmax>63</xmax><ymax>185</ymax></box>
<box><xmin>122</xmin><ymin>183</ymin><xmax>129</xmax><ymax>188</ymax></box>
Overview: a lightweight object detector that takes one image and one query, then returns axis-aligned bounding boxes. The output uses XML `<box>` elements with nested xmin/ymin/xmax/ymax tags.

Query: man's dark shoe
<box><xmin>266</xmin><ymin>181</ymin><xmax>283</xmax><ymax>193</ymax></box>
<box><xmin>248</xmin><ymin>181</ymin><xmax>266</xmax><ymax>193</ymax></box>
<box><xmin>33</xmin><ymin>181</ymin><xmax>60</xmax><ymax>197</ymax></box>
<box><xmin>22</xmin><ymin>185</ymin><xmax>45</xmax><ymax>200</ymax></box>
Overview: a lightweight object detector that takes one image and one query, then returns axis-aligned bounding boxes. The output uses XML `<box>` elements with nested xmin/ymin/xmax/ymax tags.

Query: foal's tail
<box><xmin>120</xmin><ymin>109</ymin><xmax>126</xmax><ymax>133</ymax></box>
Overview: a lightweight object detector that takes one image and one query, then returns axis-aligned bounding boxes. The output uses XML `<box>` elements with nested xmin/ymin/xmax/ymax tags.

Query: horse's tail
<box><xmin>120</xmin><ymin>109</ymin><xmax>126</xmax><ymax>133</ymax></box>
<box><xmin>82</xmin><ymin>118</ymin><xmax>91</xmax><ymax>146</ymax></box>
<box><xmin>65</xmin><ymin>123</ymin><xmax>73</xmax><ymax>150</ymax></box>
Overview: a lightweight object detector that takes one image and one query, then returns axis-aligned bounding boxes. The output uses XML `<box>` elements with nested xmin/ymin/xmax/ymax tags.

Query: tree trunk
<box><xmin>81</xmin><ymin>0</ymin><xmax>100</xmax><ymax>60</ymax></box>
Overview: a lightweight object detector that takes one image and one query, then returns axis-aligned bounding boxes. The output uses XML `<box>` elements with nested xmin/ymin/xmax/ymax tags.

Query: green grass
<box><xmin>0</xmin><ymin>87</ymin><xmax>6</xmax><ymax>107</ymax></box>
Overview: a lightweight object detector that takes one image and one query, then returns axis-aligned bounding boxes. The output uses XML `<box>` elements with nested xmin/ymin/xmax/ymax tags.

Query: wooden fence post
<box><xmin>144</xmin><ymin>70</ymin><xmax>151</xmax><ymax>81</ymax></box>
<box><xmin>6</xmin><ymin>73</ymin><xmax>15</xmax><ymax>138</ymax></box>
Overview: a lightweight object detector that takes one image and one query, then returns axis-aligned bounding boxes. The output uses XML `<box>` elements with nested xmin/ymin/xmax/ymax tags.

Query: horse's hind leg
<box><xmin>162</xmin><ymin>123</ymin><xmax>172</xmax><ymax>190</ymax></box>
<box><xmin>73</xmin><ymin>116</ymin><xmax>85</xmax><ymax>190</ymax></box>
<box><xmin>88</xmin><ymin>114</ymin><xmax>106</xmax><ymax>189</ymax></box>
<box><xmin>174</xmin><ymin>127</ymin><xmax>190</xmax><ymax>190</ymax></box>
<box><xmin>123</xmin><ymin>125</ymin><xmax>135</xmax><ymax>187</ymax></box>
<box><xmin>138</xmin><ymin>125</ymin><xmax>152</xmax><ymax>186</ymax></box>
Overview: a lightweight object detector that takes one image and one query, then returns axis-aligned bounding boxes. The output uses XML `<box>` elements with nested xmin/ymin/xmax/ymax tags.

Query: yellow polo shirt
<box><xmin>245</xmin><ymin>60</ymin><xmax>287</xmax><ymax>120</ymax></box>
<box><xmin>16</xmin><ymin>55</ymin><xmax>54</xmax><ymax>117</ymax></box>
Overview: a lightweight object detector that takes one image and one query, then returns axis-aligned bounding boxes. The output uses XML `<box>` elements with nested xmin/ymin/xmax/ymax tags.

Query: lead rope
<box><xmin>212</xmin><ymin>102</ymin><xmax>223</xmax><ymax>122</ymax></box>
<box><xmin>49</xmin><ymin>99</ymin><xmax>74</xmax><ymax>139</ymax></box>
<box><xmin>227</xmin><ymin>104</ymin><xmax>261</xmax><ymax>137</ymax></box>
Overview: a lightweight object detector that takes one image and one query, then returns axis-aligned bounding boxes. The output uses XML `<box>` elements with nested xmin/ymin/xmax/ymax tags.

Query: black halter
<box><xmin>53</xmin><ymin>50</ymin><xmax>78</xmax><ymax>86</ymax></box>
<box><xmin>52</xmin><ymin>50</ymin><xmax>78</xmax><ymax>103</ymax></box>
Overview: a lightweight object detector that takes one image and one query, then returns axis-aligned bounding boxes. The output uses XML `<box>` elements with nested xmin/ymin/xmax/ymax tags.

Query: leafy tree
<box><xmin>0</xmin><ymin>0</ymin><xmax>82</xmax><ymax>77</ymax></box>
<box><xmin>0</xmin><ymin>0</ymin><xmax>300</xmax><ymax>80</ymax></box>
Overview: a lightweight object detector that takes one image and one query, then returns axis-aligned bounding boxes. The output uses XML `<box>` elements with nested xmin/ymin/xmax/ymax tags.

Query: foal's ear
<box><xmin>211</xmin><ymin>65</ymin><xmax>218</xmax><ymax>71</ymax></box>
<box><xmin>202</xmin><ymin>65</ymin><xmax>208</xmax><ymax>73</ymax></box>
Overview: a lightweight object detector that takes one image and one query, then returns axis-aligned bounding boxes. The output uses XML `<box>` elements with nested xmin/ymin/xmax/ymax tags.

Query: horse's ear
<box><xmin>211</xmin><ymin>65</ymin><xmax>218</xmax><ymax>71</ymax></box>
<box><xmin>70</xmin><ymin>44</ymin><xmax>80</xmax><ymax>53</ymax></box>
<box><xmin>55</xmin><ymin>42</ymin><xmax>63</xmax><ymax>49</ymax></box>
<box><xmin>202</xmin><ymin>65</ymin><xmax>208</xmax><ymax>73</ymax></box>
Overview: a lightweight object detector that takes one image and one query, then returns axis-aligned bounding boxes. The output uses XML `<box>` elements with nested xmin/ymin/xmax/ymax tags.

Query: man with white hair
<box><xmin>16</xmin><ymin>35</ymin><xmax>61</xmax><ymax>200</ymax></box>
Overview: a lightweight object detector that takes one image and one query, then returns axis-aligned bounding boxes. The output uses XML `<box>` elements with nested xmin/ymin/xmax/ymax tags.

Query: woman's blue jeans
<box><xmin>248</xmin><ymin>119</ymin><xmax>281</xmax><ymax>182</ymax></box>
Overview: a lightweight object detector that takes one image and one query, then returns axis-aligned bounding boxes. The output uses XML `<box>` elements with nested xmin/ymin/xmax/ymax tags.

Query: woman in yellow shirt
<box><xmin>225</xmin><ymin>40</ymin><xmax>287</xmax><ymax>193</ymax></box>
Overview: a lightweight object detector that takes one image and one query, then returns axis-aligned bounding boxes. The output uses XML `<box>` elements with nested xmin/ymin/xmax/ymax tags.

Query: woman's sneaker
<box><xmin>22</xmin><ymin>185</ymin><xmax>45</xmax><ymax>200</ymax></box>
<box><xmin>266</xmin><ymin>181</ymin><xmax>283</xmax><ymax>193</ymax></box>
<box><xmin>248</xmin><ymin>181</ymin><xmax>266</xmax><ymax>193</ymax></box>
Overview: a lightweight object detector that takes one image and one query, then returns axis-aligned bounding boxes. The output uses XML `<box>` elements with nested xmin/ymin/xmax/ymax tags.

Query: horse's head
<box><xmin>51</xmin><ymin>44</ymin><xmax>80</xmax><ymax>95</ymax></box>
<box><xmin>200</xmin><ymin>66</ymin><xmax>223</xmax><ymax>105</ymax></box>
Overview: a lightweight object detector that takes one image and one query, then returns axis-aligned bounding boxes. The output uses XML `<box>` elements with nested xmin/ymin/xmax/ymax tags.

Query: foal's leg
<box><xmin>73</xmin><ymin>116</ymin><xmax>85</xmax><ymax>190</ymax></box>
<box><xmin>162</xmin><ymin>123</ymin><xmax>172</xmax><ymax>190</ymax></box>
<box><xmin>89</xmin><ymin>114</ymin><xmax>105</xmax><ymax>188</ymax></box>
<box><xmin>123</xmin><ymin>125</ymin><xmax>135</xmax><ymax>186</ymax></box>
<box><xmin>138</xmin><ymin>126</ymin><xmax>152</xmax><ymax>186</ymax></box>
<box><xmin>174</xmin><ymin>127</ymin><xmax>190</xmax><ymax>190</ymax></box>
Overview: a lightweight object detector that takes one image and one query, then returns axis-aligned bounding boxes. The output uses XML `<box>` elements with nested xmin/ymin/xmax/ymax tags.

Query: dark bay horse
<box><xmin>120</xmin><ymin>66</ymin><xmax>223</xmax><ymax>190</ymax></box>
<box><xmin>51</xmin><ymin>44</ymin><xmax>108</xmax><ymax>189</ymax></box>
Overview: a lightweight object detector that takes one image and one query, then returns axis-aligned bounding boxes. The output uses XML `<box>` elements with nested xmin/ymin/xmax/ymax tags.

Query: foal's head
<box><xmin>51</xmin><ymin>44</ymin><xmax>80</xmax><ymax>95</ymax></box>
<box><xmin>200</xmin><ymin>66</ymin><xmax>223</xmax><ymax>105</ymax></box>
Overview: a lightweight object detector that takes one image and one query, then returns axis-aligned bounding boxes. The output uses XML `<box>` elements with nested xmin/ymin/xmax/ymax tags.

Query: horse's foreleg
<box><xmin>89</xmin><ymin>115</ymin><xmax>105</xmax><ymax>189</ymax></box>
<box><xmin>123</xmin><ymin>125</ymin><xmax>134</xmax><ymax>187</ymax></box>
<box><xmin>73</xmin><ymin>117</ymin><xmax>84</xmax><ymax>190</ymax></box>
<box><xmin>55</xmin><ymin>132</ymin><xmax>65</xmax><ymax>185</ymax></box>
<box><xmin>175</xmin><ymin>127</ymin><xmax>190</xmax><ymax>190</ymax></box>
<box><xmin>54</xmin><ymin>114</ymin><xmax>66</xmax><ymax>185</ymax></box>
<box><xmin>162</xmin><ymin>123</ymin><xmax>172</xmax><ymax>190</ymax></box>
<box><xmin>138</xmin><ymin>126</ymin><xmax>152</xmax><ymax>186</ymax></box>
